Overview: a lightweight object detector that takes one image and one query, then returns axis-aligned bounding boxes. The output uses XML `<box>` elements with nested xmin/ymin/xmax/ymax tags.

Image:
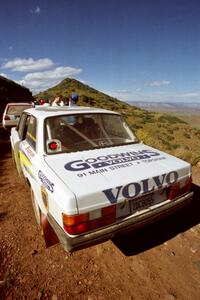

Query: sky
<box><xmin>0</xmin><ymin>0</ymin><xmax>200</xmax><ymax>103</ymax></box>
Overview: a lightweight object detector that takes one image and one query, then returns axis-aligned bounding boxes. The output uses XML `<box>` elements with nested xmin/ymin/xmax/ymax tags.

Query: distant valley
<box><xmin>129</xmin><ymin>101</ymin><xmax>200</xmax><ymax>129</ymax></box>
<box><xmin>129</xmin><ymin>101</ymin><xmax>200</xmax><ymax>114</ymax></box>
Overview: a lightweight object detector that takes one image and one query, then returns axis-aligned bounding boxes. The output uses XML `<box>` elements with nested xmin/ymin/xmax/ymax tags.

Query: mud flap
<box><xmin>41</xmin><ymin>213</ymin><xmax>59</xmax><ymax>248</ymax></box>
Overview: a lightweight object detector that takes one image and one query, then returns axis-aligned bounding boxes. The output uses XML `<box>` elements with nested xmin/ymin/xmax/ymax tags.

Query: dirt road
<box><xmin>0</xmin><ymin>128</ymin><xmax>200</xmax><ymax>300</ymax></box>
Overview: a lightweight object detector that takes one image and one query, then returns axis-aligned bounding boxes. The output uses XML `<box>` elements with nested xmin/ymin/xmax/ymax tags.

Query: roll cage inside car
<box><xmin>44</xmin><ymin>113</ymin><xmax>139</xmax><ymax>154</ymax></box>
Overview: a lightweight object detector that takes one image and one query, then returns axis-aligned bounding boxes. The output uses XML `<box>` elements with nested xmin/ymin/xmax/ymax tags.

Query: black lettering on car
<box><xmin>102</xmin><ymin>171</ymin><xmax>179</xmax><ymax>203</ymax></box>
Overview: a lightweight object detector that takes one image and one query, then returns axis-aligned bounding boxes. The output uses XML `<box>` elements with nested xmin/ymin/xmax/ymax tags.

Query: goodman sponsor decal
<box><xmin>103</xmin><ymin>171</ymin><xmax>178</xmax><ymax>203</ymax></box>
<box><xmin>64</xmin><ymin>149</ymin><xmax>162</xmax><ymax>172</ymax></box>
<box><xmin>38</xmin><ymin>170</ymin><xmax>54</xmax><ymax>193</ymax></box>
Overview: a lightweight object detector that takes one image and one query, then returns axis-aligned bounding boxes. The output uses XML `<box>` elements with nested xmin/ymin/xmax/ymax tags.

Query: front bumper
<box><xmin>47</xmin><ymin>191</ymin><xmax>193</xmax><ymax>253</ymax></box>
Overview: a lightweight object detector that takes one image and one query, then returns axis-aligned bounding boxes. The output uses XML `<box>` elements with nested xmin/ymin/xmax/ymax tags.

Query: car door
<box><xmin>10</xmin><ymin>112</ymin><xmax>30</xmax><ymax>175</ymax></box>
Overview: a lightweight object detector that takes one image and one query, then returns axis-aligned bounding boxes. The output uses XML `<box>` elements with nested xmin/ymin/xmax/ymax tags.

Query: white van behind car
<box><xmin>2</xmin><ymin>102</ymin><xmax>32</xmax><ymax>130</ymax></box>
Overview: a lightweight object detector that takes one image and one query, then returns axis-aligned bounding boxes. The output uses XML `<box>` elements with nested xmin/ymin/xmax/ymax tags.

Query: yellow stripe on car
<box><xmin>19</xmin><ymin>150</ymin><xmax>32</xmax><ymax>175</ymax></box>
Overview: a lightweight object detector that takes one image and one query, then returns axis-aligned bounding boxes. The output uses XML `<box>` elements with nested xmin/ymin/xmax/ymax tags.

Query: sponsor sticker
<box><xmin>38</xmin><ymin>170</ymin><xmax>54</xmax><ymax>193</ymax></box>
<box><xmin>64</xmin><ymin>149</ymin><xmax>161</xmax><ymax>172</ymax></box>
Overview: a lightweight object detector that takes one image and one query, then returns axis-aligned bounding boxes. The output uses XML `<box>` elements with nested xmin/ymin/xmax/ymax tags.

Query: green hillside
<box><xmin>37</xmin><ymin>78</ymin><xmax>200</xmax><ymax>165</ymax></box>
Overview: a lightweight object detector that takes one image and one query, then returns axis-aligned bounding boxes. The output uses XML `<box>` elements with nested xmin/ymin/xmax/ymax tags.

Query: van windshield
<box><xmin>45</xmin><ymin>113</ymin><xmax>139</xmax><ymax>153</ymax></box>
<box><xmin>7</xmin><ymin>105</ymin><xmax>31</xmax><ymax>115</ymax></box>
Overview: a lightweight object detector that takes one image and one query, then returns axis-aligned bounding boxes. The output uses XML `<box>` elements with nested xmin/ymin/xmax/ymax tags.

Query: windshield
<box><xmin>7</xmin><ymin>105</ymin><xmax>31</xmax><ymax>115</ymax></box>
<box><xmin>45</xmin><ymin>113</ymin><xmax>139</xmax><ymax>153</ymax></box>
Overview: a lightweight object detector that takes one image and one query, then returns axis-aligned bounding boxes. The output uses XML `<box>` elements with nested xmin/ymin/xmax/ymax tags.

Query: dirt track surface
<box><xmin>0</xmin><ymin>127</ymin><xmax>200</xmax><ymax>300</ymax></box>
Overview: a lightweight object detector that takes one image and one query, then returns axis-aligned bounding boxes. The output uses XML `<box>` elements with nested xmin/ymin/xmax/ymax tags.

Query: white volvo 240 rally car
<box><xmin>10</xmin><ymin>106</ymin><xmax>193</xmax><ymax>252</ymax></box>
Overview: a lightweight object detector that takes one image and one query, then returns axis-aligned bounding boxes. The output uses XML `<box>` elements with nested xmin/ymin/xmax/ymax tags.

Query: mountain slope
<box><xmin>0</xmin><ymin>75</ymin><xmax>33</xmax><ymax>115</ymax></box>
<box><xmin>37</xmin><ymin>78</ymin><xmax>128</xmax><ymax>110</ymax></box>
<box><xmin>37</xmin><ymin>78</ymin><xmax>200</xmax><ymax>165</ymax></box>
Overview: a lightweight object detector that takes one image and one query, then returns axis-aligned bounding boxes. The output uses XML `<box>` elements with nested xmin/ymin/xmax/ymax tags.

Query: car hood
<box><xmin>44</xmin><ymin>143</ymin><xmax>191</xmax><ymax>212</ymax></box>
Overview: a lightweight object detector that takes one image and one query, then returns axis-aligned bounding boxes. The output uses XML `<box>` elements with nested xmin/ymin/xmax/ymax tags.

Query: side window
<box><xmin>18</xmin><ymin>113</ymin><xmax>30</xmax><ymax>140</ymax></box>
<box><xmin>25</xmin><ymin>116</ymin><xmax>37</xmax><ymax>150</ymax></box>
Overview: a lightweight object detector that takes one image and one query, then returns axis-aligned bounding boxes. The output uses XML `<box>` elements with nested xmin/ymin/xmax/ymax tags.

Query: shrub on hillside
<box><xmin>183</xmin><ymin>132</ymin><xmax>191</xmax><ymax>139</ymax></box>
<box><xmin>158</xmin><ymin>115</ymin><xmax>186</xmax><ymax>124</ymax></box>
